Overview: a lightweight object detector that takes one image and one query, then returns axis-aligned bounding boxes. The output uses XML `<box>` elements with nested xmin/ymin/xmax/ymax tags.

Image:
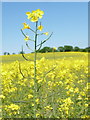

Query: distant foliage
<box><xmin>58</xmin><ymin>46</ymin><xmax>64</xmax><ymax>52</ymax></box>
<box><xmin>37</xmin><ymin>46</ymin><xmax>90</xmax><ymax>53</ymax></box>
<box><xmin>73</xmin><ymin>46</ymin><xmax>80</xmax><ymax>51</ymax></box>
<box><xmin>4</xmin><ymin>52</ymin><xmax>10</xmax><ymax>55</ymax></box>
<box><xmin>12</xmin><ymin>53</ymin><xmax>16</xmax><ymax>55</ymax></box>
<box><xmin>63</xmin><ymin>45</ymin><xmax>73</xmax><ymax>52</ymax></box>
<box><xmin>18</xmin><ymin>51</ymin><xmax>25</xmax><ymax>54</ymax></box>
<box><xmin>3</xmin><ymin>46</ymin><xmax>90</xmax><ymax>55</ymax></box>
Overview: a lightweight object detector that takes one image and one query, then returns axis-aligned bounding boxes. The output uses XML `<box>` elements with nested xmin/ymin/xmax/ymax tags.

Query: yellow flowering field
<box><xmin>0</xmin><ymin>52</ymin><xmax>89</xmax><ymax>118</ymax></box>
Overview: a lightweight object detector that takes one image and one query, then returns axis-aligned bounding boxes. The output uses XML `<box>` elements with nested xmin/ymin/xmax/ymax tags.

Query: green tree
<box><xmin>64</xmin><ymin>45</ymin><xmax>73</xmax><ymax>52</ymax></box>
<box><xmin>80</xmin><ymin>48</ymin><xmax>87</xmax><ymax>52</ymax></box>
<box><xmin>19</xmin><ymin>51</ymin><xmax>25</xmax><ymax>54</ymax></box>
<box><xmin>85</xmin><ymin>47</ymin><xmax>90</xmax><ymax>52</ymax></box>
<box><xmin>58</xmin><ymin>46</ymin><xmax>64</xmax><ymax>52</ymax></box>
<box><xmin>73</xmin><ymin>46</ymin><xmax>80</xmax><ymax>51</ymax></box>
<box><xmin>4</xmin><ymin>52</ymin><xmax>7</xmax><ymax>55</ymax></box>
<box><xmin>7</xmin><ymin>52</ymin><xmax>10</xmax><ymax>55</ymax></box>
<box><xmin>39</xmin><ymin>47</ymin><xmax>52</xmax><ymax>53</ymax></box>
<box><xmin>12</xmin><ymin>53</ymin><xmax>15</xmax><ymax>55</ymax></box>
<box><xmin>4</xmin><ymin>52</ymin><xmax>10</xmax><ymax>55</ymax></box>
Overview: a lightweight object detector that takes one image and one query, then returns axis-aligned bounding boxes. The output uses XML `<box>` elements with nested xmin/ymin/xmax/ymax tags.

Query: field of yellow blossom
<box><xmin>0</xmin><ymin>52</ymin><xmax>89</xmax><ymax>118</ymax></box>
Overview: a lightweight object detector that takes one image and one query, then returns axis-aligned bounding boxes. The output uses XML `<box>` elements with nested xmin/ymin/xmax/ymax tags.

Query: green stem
<box><xmin>34</xmin><ymin>21</ymin><xmax>38</xmax><ymax>118</ymax></box>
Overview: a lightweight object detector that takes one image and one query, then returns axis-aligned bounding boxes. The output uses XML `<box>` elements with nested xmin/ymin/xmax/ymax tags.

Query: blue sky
<box><xmin>2</xmin><ymin>2</ymin><xmax>88</xmax><ymax>54</ymax></box>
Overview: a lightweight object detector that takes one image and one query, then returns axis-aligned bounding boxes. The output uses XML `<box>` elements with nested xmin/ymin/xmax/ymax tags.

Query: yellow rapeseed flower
<box><xmin>32</xmin><ymin>9</ymin><xmax>44</xmax><ymax>19</ymax></box>
<box><xmin>32</xmin><ymin>103</ymin><xmax>34</xmax><ymax>106</ymax></box>
<box><xmin>36</xmin><ymin>98</ymin><xmax>39</xmax><ymax>104</ymax></box>
<box><xmin>66</xmin><ymin>91</ymin><xmax>71</xmax><ymax>95</ymax></box>
<box><xmin>0</xmin><ymin>95</ymin><xmax>5</xmax><ymax>99</ymax></box>
<box><xmin>43</xmin><ymin>32</ymin><xmax>49</xmax><ymax>35</ymax></box>
<box><xmin>26</xmin><ymin>9</ymin><xmax>44</xmax><ymax>22</ymax></box>
<box><xmin>69</xmin><ymin>87</ymin><xmax>74</xmax><ymax>92</ymax></box>
<box><xmin>24</xmin><ymin>36</ymin><xmax>30</xmax><ymax>41</ymax></box>
<box><xmin>36</xmin><ymin>113</ymin><xmax>40</xmax><ymax>117</ymax></box>
<box><xmin>26</xmin><ymin>12</ymin><xmax>32</xmax><ymax>19</ymax></box>
<box><xmin>38</xmin><ymin>25</ymin><xmax>43</xmax><ymax>31</ymax></box>
<box><xmin>63</xmin><ymin>97</ymin><xmax>73</xmax><ymax>105</ymax></box>
<box><xmin>28</xmin><ymin>94</ymin><xmax>33</xmax><ymax>99</ymax></box>
<box><xmin>74</xmin><ymin>87</ymin><xmax>79</xmax><ymax>93</ymax></box>
<box><xmin>35</xmin><ymin>9</ymin><xmax>44</xmax><ymax>19</ymax></box>
<box><xmin>26</xmin><ymin>11</ymin><xmax>38</xmax><ymax>22</ymax></box>
<box><xmin>31</xmin><ymin>16</ymin><xmax>38</xmax><ymax>22</ymax></box>
<box><xmin>78</xmin><ymin>95</ymin><xmax>82</xmax><ymax>100</ymax></box>
<box><xmin>8</xmin><ymin>104</ymin><xmax>20</xmax><ymax>111</ymax></box>
<box><xmin>44</xmin><ymin>105</ymin><xmax>53</xmax><ymax>110</ymax></box>
<box><xmin>85</xmin><ymin>104</ymin><xmax>88</xmax><ymax>107</ymax></box>
<box><xmin>80</xmin><ymin>91</ymin><xmax>86</xmax><ymax>96</ymax></box>
<box><xmin>81</xmin><ymin>115</ymin><xmax>90</xmax><ymax>118</ymax></box>
<box><xmin>22</xmin><ymin>23</ymin><xmax>30</xmax><ymax>30</ymax></box>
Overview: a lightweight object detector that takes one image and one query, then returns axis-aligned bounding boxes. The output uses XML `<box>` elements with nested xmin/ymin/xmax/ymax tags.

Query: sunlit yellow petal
<box><xmin>22</xmin><ymin>23</ymin><xmax>30</xmax><ymax>30</ymax></box>
<box><xmin>24</xmin><ymin>36</ymin><xmax>30</xmax><ymax>41</ymax></box>
<box><xmin>26</xmin><ymin>12</ymin><xmax>32</xmax><ymax>19</ymax></box>
<box><xmin>38</xmin><ymin>25</ymin><xmax>43</xmax><ymax>31</ymax></box>
<box><xmin>31</xmin><ymin>16</ymin><xmax>38</xmax><ymax>22</ymax></box>
<box><xmin>26</xmin><ymin>9</ymin><xmax>44</xmax><ymax>22</ymax></box>
<box><xmin>43</xmin><ymin>32</ymin><xmax>49</xmax><ymax>35</ymax></box>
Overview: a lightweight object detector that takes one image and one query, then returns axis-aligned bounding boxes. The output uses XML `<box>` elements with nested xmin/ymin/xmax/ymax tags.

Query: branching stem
<box><xmin>33</xmin><ymin>21</ymin><xmax>38</xmax><ymax>118</ymax></box>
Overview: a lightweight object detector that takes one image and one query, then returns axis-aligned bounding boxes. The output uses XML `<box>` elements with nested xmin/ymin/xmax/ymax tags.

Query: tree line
<box><xmin>3</xmin><ymin>46</ymin><xmax>90</xmax><ymax>55</ymax></box>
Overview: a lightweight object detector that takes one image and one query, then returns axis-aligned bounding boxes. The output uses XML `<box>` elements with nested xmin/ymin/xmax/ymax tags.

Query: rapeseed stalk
<box><xmin>20</xmin><ymin>9</ymin><xmax>53</xmax><ymax>118</ymax></box>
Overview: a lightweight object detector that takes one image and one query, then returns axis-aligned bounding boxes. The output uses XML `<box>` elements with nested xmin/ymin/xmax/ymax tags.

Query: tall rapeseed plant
<box><xmin>21</xmin><ymin>9</ymin><xmax>53</xmax><ymax>117</ymax></box>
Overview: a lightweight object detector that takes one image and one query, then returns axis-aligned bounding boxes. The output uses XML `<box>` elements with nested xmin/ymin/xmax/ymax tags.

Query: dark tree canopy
<box><xmin>64</xmin><ymin>45</ymin><xmax>73</xmax><ymax>52</ymax></box>
<box><xmin>3</xmin><ymin>45</ymin><xmax>90</xmax><ymax>55</ymax></box>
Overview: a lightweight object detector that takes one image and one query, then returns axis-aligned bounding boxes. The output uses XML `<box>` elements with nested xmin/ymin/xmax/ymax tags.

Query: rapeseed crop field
<box><xmin>0</xmin><ymin>52</ymin><xmax>89</xmax><ymax>118</ymax></box>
